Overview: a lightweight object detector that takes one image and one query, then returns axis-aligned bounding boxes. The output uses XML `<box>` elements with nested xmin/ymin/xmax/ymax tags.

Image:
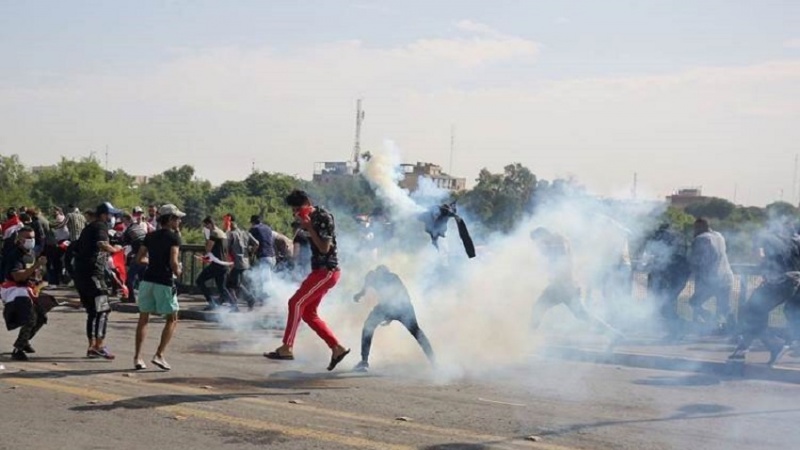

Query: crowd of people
<box><xmin>2</xmin><ymin>190</ymin><xmax>800</xmax><ymax>371</ymax></box>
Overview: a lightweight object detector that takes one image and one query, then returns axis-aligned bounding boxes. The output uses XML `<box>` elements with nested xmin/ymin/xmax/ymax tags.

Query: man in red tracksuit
<box><xmin>264</xmin><ymin>190</ymin><xmax>350</xmax><ymax>371</ymax></box>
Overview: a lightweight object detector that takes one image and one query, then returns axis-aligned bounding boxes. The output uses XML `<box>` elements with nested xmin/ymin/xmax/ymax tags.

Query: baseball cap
<box><xmin>132</xmin><ymin>206</ymin><xmax>144</xmax><ymax>215</ymax></box>
<box><xmin>158</xmin><ymin>204</ymin><xmax>186</xmax><ymax>218</ymax></box>
<box><xmin>96</xmin><ymin>202</ymin><xmax>121</xmax><ymax>216</ymax></box>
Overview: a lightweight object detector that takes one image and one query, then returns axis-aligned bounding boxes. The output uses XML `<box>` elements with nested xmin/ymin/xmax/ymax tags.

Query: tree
<box><xmin>684</xmin><ymin>197</ymin><xmax>736</xmax><ymax>221</ymax></box>
<box><xmin>0</xmin><ymin>154</ymin><xmax>34</xmax><ymax>207</ymax></box>
<box><xmin>32</xmin><ymin>156</ymin><xmax>141</xmax><ymax>210</ymax></box>
<box><xmin>140</xmin><ymin>165</ymin><xmax>212</xmax><ymax>228</ymax></box>
<box><xmin>458</xmin><ymin>163</ymin><xmax>537</xmax><ymax>233</ymax></box>
<box><xmin>765</xmin><ymin>201</ymin><xmax>799</xmax><ymax>221</ymax></box>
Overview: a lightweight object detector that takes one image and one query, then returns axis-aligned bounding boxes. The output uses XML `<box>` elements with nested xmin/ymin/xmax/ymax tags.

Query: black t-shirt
<box><xmin>309</xmin><ymin>207</ymin><xmax>338</xmax><ymax>270</ymax></box>
<box><xmin>75</xmin><ymin>220</ymin><xmax>110</xmax><ymax>278</ymax></box>
<box><xmin>2</xmin><ymin>246</ymin><xmax>34</xmax><ymax>284</ymax></box>
<box><xmin>142</xmin><ymin>229</ymin><xmax>182</xmax><ymax>286</ymax></box>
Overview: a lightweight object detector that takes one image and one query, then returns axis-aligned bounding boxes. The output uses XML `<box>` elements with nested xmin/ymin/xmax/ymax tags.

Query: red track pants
<box><xmin>282</xmin><ymin>269</ymin><xmax>341</xmax><ymax>348</ymax></box>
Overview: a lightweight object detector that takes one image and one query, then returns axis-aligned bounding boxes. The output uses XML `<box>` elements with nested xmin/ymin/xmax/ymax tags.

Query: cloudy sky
<box><xmin>1</xmin><ymin>0</ymin><xmax>799</xmax><ymax>206</ymax></box>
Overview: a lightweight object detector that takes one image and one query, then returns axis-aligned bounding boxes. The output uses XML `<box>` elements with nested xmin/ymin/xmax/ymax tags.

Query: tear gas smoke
<box><xmin>219</xmin><ymin>141</ymin><xmax>674</xmax><ymax>382</ymax></box>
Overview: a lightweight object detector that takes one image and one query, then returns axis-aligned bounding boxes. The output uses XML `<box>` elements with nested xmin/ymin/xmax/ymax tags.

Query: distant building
<box><xmin>130</xmin><ymin>175</ymin><xmax>149</xmax><ymax>186</ymax></box>
<box><xmin>30</xmin><ymin>165</ymin><xmax>55</xmax><ymax>174</ymax></box>
<box><xmin>312</xmin><ymin>161</ymin><xmax>358</xmax><ymax>185</ymax></box>
<box><xmin>399</xmin><ymin>162</ymin><xmax>466</xmax><ymax>193</ymax></box>
<box><xmin>311</xmin><ymin>160</ymin><xmax>466</xmax><ymax>193</ymax></box>
<box><xmin>666</xmin><ymin>187</ymin><xmax>710</xmax><ymax>209</ymax></box>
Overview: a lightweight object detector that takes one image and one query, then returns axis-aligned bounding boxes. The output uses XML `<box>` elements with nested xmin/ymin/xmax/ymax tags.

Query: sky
<box><xmin>1</xmin><ymin>0</ymin><xmax>799</xmax><ymax>207</ymax></box>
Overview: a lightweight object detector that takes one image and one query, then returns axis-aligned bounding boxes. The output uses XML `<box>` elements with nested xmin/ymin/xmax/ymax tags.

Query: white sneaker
<box><xmin>134</xmin><ymin>359</ymin><xmax>147</xmax><ymax>370</ymax></box>
<box><xmin>151</xmin><ymin>356</ymin><xmax>171</xmax><ymax>371</ymax></box>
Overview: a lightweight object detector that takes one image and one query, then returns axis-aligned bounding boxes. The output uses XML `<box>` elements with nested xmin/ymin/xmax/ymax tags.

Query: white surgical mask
<box><xmin>23</xmin><ymin>239</ymin><xmax>35</xmax><ymax>251</ymax></box>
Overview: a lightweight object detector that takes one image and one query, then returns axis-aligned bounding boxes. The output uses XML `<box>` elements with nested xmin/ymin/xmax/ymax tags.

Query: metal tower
<box><xmin>352</xmin><ymin>99</ymin><xmax>365</xmax><ymax>171</ymax></box>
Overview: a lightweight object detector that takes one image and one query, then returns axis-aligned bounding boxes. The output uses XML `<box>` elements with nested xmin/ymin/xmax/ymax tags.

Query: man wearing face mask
<box><xmin>196</xmin><ymin>216</ymin><xmax>232</xmax><ymax>311</ymax></box>
<box><xmin>74</xmin><ymin>202</ymin><xmax>123</xmax><ymax>359</ymax></box>
<box><xmin>1</xmin><ymin>227</ymin><xmax>52</xmax><ymax>361</ymax></box>
<box><xmin>264</xmin><ymin>190</ymin><xmax>350</xmax><ymax>371</ymax></box>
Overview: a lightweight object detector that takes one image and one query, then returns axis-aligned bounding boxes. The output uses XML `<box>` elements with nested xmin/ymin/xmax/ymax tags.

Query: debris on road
<box><xmin>395</xmin><ymin>416</ymin><xmax>413</xmax><ymax>422</ymax></box>
<box><xmin>122</xmin><ymin>373</ymin><xmax>134</xmax><ymax>378</ymax></box>
<box><xmin>478</xmin><ymin>397</ymin><xmax>526</xmax><ymax>407</ymax></box>
<box><xmin>172</xmin><ymin>415</ymin><xmax>188</xmax><ymax>421</ymax></box>
<box><xmin>289</xmin><ymin>399</ymin><xmax>304</xmax><ymax>404</ymax></box>
<box><xmin>526</xmin><ymin>436</ymin><xmax>543</xmax><ymax>442</ymax></box>
<box><xmin>201</xmin><ymin>385</ymin><xmax>214</xmax><ymax>390</ymax></box>
<box><xmin>87</xmin><ymin>400</ymin><xmax>100</xmax><ymax>405</ymax></box>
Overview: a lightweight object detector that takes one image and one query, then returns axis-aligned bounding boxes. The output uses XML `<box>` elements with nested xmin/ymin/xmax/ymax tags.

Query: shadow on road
<box><xmin>0</xmin><ymin>367</ymin><xmax>129</xmax><ymax>379</ymax></box>
<box><xmin>70</xmin><ymin>392</ymin><xmax>265</xmax><ymax>411</ymax></box>
<box><xmin>147</xmin><ymin>371</ymin><xmax>375</xmax><ymax>391</ymax></box>
<box><xmin>535</xmin><ymin>403</ymin><xmax>800</xmax><ymax>437</ymax></box>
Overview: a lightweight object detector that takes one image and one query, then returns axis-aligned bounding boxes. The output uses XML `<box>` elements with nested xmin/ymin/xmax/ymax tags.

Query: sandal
<box><xmin>327</xmin><ymin>348</ymin><xmax>351</xmax><ymax>371</ymax></box>
<box><xmin>264</xmin><ymin>351</ymin><xmax>294</xmax><ymax>360</ymax></box>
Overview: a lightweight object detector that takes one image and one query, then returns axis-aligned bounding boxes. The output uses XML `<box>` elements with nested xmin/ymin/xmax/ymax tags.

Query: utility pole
<box><xmin>794</xmin><ymin>154</ymin><xmax>799</xmax><ymax>205</ymax></box>
<box><xmin>631</xmin><ymin>172</ymin><xmax>638</xmax><ymax>200</ymax></box>
<box><xmin>105</xmin><ymin>145</ymin><xmax>109</xmax><ymax>171</ymax></box>
<box><xmin>733</xmin><ymin>183</ymin><xmax>738</xmax><ymax>204</ymax></box>
<box><xmin>449</xmin><ymin>124</ymin><xmax>455</xmax><ymax>175</ymax></box>
<box><xmin>352</xmin><ymin>99</ymin><xmax>365</xmax><ymax>172</ymax></box>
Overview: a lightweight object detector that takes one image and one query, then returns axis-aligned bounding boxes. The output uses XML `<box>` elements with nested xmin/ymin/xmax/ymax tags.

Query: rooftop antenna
<box><xmin>352</xmin><ymin>99</ymin><xmax>365</xmax><ymax>172</ymax></box>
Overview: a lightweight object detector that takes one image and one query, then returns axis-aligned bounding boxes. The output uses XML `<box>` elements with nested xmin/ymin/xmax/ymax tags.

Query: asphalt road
<box><xmin>1</xmin><ymin>306</ymin><xmax>799</xmax><ymax>450</ymax></box>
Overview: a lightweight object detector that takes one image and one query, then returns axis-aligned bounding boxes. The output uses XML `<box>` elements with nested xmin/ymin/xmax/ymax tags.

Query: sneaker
<box><xmin>353</xmin><ymin>361</ymin><xmax>369</xmax><ymax>373</ymax></box>
<box><xmin>89</xmin><ymin>347</ymin><xmax>116</xmax><ymax>360</ymax></box>
<box><xmin>134</xmin><ymin>359</ymin><xmax>147</xmax><ymax>370</ymax></box>
<box><xmin>768</xmin><ymin>345</ymin><xmax>789</xmax><ymax>367</ymax></box>
<box><xmin>151</xmin><ymin>355</ymin><xmax>171</xmax><ymax>371</ymax></box>
<box><xmin>21</xmin><ymin>344</ymin><xmax>36</xmax><ymax>354</ymax></box>
<box><xmin>11</xmin><ymin>349</ymin><xmax>28</xmax><ymax>361</ymax></box>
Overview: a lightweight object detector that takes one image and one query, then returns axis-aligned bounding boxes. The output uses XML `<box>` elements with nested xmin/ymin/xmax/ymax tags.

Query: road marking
<box><xmin>4</xmin><ymin>363</ymin><xmax>580</xmax><ymax>450</ymax></box>
<box><xmin>2</xmin><ymin>376</ymin><xmax>412</xmax><ymax>450</ymax></box>
<box><xmin>478</xmin><ymin>397</ymin><xmax>527</xmax><ymax>407</ymax></box>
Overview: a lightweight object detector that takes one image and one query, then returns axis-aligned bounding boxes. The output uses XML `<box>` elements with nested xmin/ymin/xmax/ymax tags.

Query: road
<box><xmin>1</xmin><ymin>306</ymin><xmax>799</xmax><ymax>450</ymax></box>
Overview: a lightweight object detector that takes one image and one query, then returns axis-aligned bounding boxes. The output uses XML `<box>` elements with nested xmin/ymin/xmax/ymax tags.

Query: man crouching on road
<box><xmin>1</xmin><ymin>226</ymin><xmax>58</xmax><ymax>360</ymax></box>
<box><xmin>264</xmin><ymin>190</ymin><xmax>350</xmax><ymax>371</ymax></box>
<box><xmin>133</xmin><ymin>204</ymin><xmax>185</xmax><ymax>371</ymax></box>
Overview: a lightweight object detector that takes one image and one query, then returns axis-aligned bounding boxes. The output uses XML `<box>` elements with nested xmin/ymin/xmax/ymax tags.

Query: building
<box><xmin>399</xmin><ymin>162</ymin><xmax>466</xmax><ymax>193</ymax></box>
<box><xmin>312</xmin><ymin>161</ymin><xmax>358</xmax><ymax>185</ymax></box>
<box><xmin>30</xmin><ymin>165</ymin><xmax>55</xmax><ymax>174</ymax></box>
<box><xmin>666</xmin><ymin>187</ymin><xmax>710</xmax><ymax>209</ymax></box>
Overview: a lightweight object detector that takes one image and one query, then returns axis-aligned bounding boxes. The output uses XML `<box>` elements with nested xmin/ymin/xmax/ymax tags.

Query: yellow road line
<box><xmin>3</xmin><ymin>377</ymin><xmax>412</xmax><ymax>450</ymax></box>
<box><xmin>4</xmin><ymin>363</ymin><xmax>580</xmax><ymax>450</ymax></box>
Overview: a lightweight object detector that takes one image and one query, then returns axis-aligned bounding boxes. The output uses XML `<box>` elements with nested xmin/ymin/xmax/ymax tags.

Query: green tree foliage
<box><xmin>684</xmin><ymin>197</ymin><xmax>736</xmax><ymax>221</ymax></box>
<box><xmin>140</xmin><ymin>165</ymin><xmax>212</xmax><ymax>228</ymax></box>
<box><xmin>0</xmin><ymin>155</ymin><xmax>34</xmax><ymax>207</ymax></box>
<box><xmin>765</xmin><ymin>201</ymin><xmax>799</xmax><ymax>220</ymax></box>
<box><xmin>458</xmin><ymin>163</ymin><xmax>536</xmax><ymax>233</ymax></box>
<box><xmin>31</xmin><ymin>156</ymin><xmax>141</xmax><ymax>210</ymax></box>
